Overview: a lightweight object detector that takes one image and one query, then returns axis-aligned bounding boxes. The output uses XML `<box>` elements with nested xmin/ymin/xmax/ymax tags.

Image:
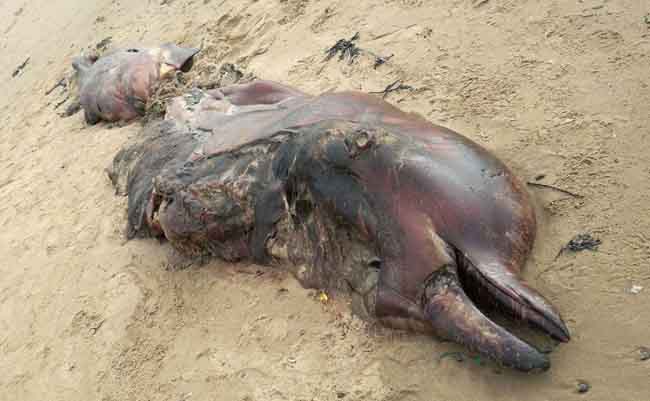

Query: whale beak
<box><xmin>458</xmin><ymin>256</ymin><xmax>571</xmax><ymax>343</ymax></box>
<box><xmin>423</xmin><ymin>263</ymin><xmax>570</xmax><ymax>372</ymax></box>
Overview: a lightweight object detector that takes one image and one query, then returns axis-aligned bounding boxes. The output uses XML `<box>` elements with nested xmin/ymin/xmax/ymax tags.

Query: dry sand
<box><xmin>1</xmin><ymin>0</ymin><xmax>649</xmax><ymax>400</ymax></box>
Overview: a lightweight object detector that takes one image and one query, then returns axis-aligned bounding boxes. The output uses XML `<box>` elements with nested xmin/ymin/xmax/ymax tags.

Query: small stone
<box><xmin>576</xmin><ymin>380</ymin><xmax>590</xmax><ymax>394</ymax></box>
<box><xmin>566</xmin><ymin>234</ymin><xmax>601</xmax><ymax>252</ymax></box>
<box><xmin>337</xmin><ymin>392</ymin><xmax>347</xmax><ymax>399</ymax></box>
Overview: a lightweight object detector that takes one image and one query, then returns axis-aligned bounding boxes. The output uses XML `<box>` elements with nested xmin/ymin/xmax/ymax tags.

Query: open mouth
<box><xmin>423</xmin><ymin>254</ymin><xmax>570</xmax><ymax>373</ymax></box>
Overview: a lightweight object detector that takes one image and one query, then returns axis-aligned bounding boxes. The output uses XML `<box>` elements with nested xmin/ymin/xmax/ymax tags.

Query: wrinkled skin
<box><xmin>109</xmin><ymin>81</ymin><xmax>571</xmax><ymax>372</ymax></box>
<box><xmin>73</xmin><ymin>43</ymin><xmax>199</xmax><ymax>124</ymax></box>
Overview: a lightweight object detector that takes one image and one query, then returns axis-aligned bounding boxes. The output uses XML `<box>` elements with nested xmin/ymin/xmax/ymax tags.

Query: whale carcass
<box><xmin>108</xmin><ymin>81</ymin><xmax>570</xmax><ymax>372</ymax></box>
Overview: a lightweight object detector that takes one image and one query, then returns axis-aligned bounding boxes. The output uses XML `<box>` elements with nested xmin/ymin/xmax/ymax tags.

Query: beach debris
<box><xmin>565</xmin><ymin>234</ymin><xmax>602</xmax><ymax>252</ymax></box>
<box><xmin>373</xmin><ymin>53</ymin><xmax>394</xmax><ymax>69</ymax></box>
<box><xmin>12</xmin><ymin>57</ymin><xmax>30</xmax><ymax>78</ymax></box>
<box><xmin>45</xmin><ymin>77</ymin><xmax>67</xmax><ymax>96</ymax></box>
<box><xmin>324</xmin><ymin>32</ymin><xmax>393</xmax><ymax>69</ymax></box>
<box><xmin>526</xmin><ymin>181</ymin><xmax>584</xmax><ymax>198</ymax></box>
<box><xmin>369</xmin><ymin>79</ymin><xmax>413</xmax><ymax>99</ymax></box>
<box><xmin>318</xmin><ymin>291</ymin><xmax>329</xmax><ymax>304</ymax></box>
<box><xmin>556</xmin><ymin>233</ymin><xmax>602</xmax><ymax>259</ymax></box>
<box><xmin>629</xmin><ymin>285</ymin><xmax>644</xmax><ymax>295</ymax></box>
<box><xmin>325</xmin><ymin>32</ymin><xmax>362</xmax><ymax>64</ymax></box>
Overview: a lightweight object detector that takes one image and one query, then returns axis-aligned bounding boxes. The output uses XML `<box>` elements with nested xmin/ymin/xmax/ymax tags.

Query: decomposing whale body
<box><xmin>109</xmin><ymin>81</ymin><xmax>570</xmax><ymax>372</ymax></box>
<box><xmin>72</xmin><ymin>43</ymin><xmax>199</xmax><ymax>124</ymax></box>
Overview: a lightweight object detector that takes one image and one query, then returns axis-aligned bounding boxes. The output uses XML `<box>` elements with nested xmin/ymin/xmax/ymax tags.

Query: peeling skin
<box><xmin>110</xmin><ymin>80</ymin><xmax>570</xmax><ymax>372</ymax></box>
<box><xmin>72</xmin><ymin>43</ymin><xmax>199</xmax><ymax>124</ymax></box>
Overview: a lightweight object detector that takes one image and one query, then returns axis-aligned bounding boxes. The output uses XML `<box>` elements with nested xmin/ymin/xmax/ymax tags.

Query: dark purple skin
<box><xmin>72</xmin><ymin>43</ymin><xmax>199</xmax><ymax>124</ymax></box>
<box><xmin>110</xmin><ymin>81</ymin><xmax>570</xmax><ymax>372</ymax></box>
